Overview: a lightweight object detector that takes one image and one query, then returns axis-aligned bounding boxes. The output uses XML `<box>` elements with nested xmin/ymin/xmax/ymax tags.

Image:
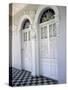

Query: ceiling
<box><xmin>9</xmin><ymin>3</ymin><xmax>27</xmax><ymax>16</ymax></box>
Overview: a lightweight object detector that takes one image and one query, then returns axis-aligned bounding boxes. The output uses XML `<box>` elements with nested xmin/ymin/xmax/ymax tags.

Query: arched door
<box><xmin>39</xmin><ymin>8</ymin><xmax>58</xmax><ymax>79</ymax></box>
<box><xmin>21</xmin><ymin>19</ymin><xmax>32</xmax><ymax>71</ymax></box>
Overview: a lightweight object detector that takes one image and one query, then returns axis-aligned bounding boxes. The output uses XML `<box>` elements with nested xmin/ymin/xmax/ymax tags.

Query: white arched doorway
<box><xmin>34</xmin><ymin>6</ymin><xmax>59</xmax><ymax>80</ymax></box>
<box><xmin>20</xmin><ymin>16</ymin><xmax>32</xmax><ymax>72</ymax></box>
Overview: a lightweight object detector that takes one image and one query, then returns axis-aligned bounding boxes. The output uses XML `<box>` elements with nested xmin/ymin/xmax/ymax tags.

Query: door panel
<box><xmin>39</xmin><ymin>21</ymin><xmax>58</xmax><ymax>80</ymax></box>
<box><xmin>22</xmin><ymin>29</ymin><xmax>32</xmax><ymax>71</ymax></box>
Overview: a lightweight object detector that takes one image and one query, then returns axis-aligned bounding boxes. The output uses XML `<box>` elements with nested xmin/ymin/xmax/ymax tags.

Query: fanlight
<box><xmin>21</xmin><ymin>19</ymin><xmax>30</xmax><ymax>30</ymax></box>
<box><xmin>40</xmin><ymin>8</ymin><xmax>55</xmax><ymax>23</ymax></box>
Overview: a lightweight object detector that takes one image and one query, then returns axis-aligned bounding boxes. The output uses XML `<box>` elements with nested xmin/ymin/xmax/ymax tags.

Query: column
<box><xmin>31</xmin><ymin>30</ymin><xmax>36</xmax><ymax>76</ymax></box>
<box><xmin>31</xmin><ymin>23</ymin><xmax>40</xmax><ymax>76</ymax></box>
<box><xmin>35</xmin><ymin>24</ymin><xmax>40</xmax><ymax>76</ymax></box>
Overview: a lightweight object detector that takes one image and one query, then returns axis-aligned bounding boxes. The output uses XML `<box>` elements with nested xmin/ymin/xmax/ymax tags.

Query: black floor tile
<box><xmin>9</xmin><ymin>67</ymin><xmax>58</xmax><ymax>86</ymax></box>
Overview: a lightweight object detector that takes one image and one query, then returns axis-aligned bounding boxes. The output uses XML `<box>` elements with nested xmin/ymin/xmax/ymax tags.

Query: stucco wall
<box><xmin>57</xmin><ymin>6</ymin><xmax>66</xmax><ymax>83</ymax></box>
<box><xmin>12</xmin><ymin>30</ymin><xmax>21</xmax><ymax>70</ymax></box>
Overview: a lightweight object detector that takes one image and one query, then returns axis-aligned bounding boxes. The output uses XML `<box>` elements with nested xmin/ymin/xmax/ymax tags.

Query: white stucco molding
<box><xmin>34</xmin><ymin>5</ymin><xmax>59</xmax><ymax>25</ymax></box>
<box><xmin>18</xmin><ymin>15</ymin><xmax>33</xmax><ymax>31</ymax></box>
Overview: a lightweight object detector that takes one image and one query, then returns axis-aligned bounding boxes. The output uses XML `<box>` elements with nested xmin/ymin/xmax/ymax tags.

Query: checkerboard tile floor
<box><xmin>9</xmin><ymin>67</ymin><xmax>58</xmax><ymax>86</ymax></box>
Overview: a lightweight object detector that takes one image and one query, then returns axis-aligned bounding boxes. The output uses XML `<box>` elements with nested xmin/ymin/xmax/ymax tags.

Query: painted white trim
<box><xmin>18</xmin><ymin>15</ymin><xmax>33</xmax><ymax>31</ymax></box>
<box><xmin>34</xmin><ymin>5</ymin><xmax>59</xmax><ymax>24</ymax></box>
<box><xmin>34</xmin><ymin>5</ymin><xmax>59</xmax><ymax>77</ymax></box>
<box><xmin>18</xmin><ymin>15</ymin><xmax>32</xmax><ymax>70</ymax></box>
<box><xmin>18</xmin><ymin>15</ymin><xmax>37</xmax><ymax>76</ymax></box>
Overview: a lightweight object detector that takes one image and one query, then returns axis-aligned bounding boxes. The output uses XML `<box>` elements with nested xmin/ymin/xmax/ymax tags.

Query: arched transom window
<box><xmin>40</xmin><ymin>8</ymin><xmax>55</xmax><ymax>24</ymax></box>
<box><xmin>21</xmin><ymin>19</ymin><xmax>30</xmax><ymax>30</ymax></box>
